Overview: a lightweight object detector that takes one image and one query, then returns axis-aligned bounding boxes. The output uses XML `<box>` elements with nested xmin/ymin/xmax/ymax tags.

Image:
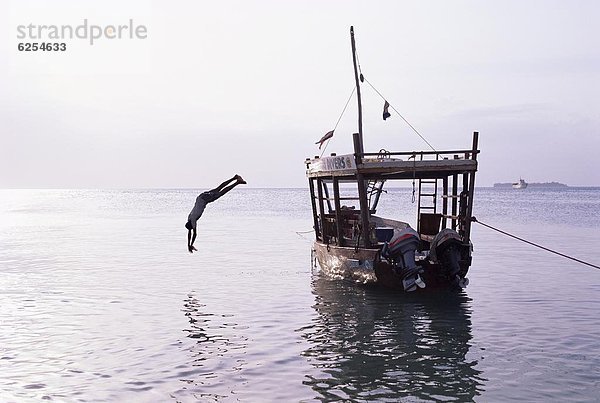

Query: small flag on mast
<box><xmin>316</xmin><ymin>130</ymin><xmax>334</xmax><ymax>149</ymax></box>
<box><xmin>383</xmin><ymin>100</ymin><xmax>391</xmax><ymax>120</ymax></box>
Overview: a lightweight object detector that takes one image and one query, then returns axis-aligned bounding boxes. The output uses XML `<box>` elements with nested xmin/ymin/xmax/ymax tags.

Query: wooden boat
<box><xmin>305</xmin><ymin>27</ymin><xmax>480</xmax><ymax>292</ymax></box>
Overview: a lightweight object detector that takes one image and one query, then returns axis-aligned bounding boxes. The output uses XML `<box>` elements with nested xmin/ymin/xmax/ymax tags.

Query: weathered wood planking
<box><xmin>306</xmin><ymin>157</ymin><xmax>477</xmax><ymax>179</ymax></box>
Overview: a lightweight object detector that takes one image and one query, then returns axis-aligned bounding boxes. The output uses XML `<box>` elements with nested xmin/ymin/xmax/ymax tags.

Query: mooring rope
<box><xmin>295</xmin><ymin>230</ymin><xmax>314</xmax><ymax>243</ymax></box>
<box><xmin>472</xmin><ymin>217</ymin><xmax>600</xmax><ymax>270</ymax></box>
<box><xmin>320</xmin><ymin>86</ymin><xmax>356</xmax><ymax>157</ymax></box>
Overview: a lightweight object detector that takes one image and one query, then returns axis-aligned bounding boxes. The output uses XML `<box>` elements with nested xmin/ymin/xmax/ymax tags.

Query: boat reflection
<box><xmin>301</xmin><ymin>274</ymin><xmax>486</xmax><ymax>401</ymax></box>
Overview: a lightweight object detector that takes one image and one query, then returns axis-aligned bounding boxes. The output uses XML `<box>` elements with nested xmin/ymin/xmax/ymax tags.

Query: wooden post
<box><xmin>308</xmin><ymin>178</ymin><xmax>320</xmax><ymax>240</ymax></box>
<box><xmin>416</xmin><ymin>178</ymin><xmax>422</xmax><ymax>234</ymax></box>
<box><xmin>333</xmin><ymin>178</ymin><xmax>344</xmax><ymax>246</ymax></box>
<box><xmin>464</xmin><ymin>131</ymin><xmax>479</xmax><ymax>243</ymax></box>
<box><xmin>451</xmin><ymin>172</ymin><xmax>458</xmax><ymax>230</ymax></box>
<box><xmin>322</xmin><ymin>180</ymin><xmax>332</xmax><ymax>213</ymax></box>
<box><xmin>461</xmin><ymin>152</ymin><xmax>470</xmax><ymax>236</ymax></box>
<box><xmin>316</xmin><ymin>178</ymin><xmax>327</xmax><ymax>242</ymax></box>
<box><xmin>442</xmin><ymin>176</ymin><xmax>448</xmax><ymax>229</ymax></box>
<box><xmin>356</xmin><ymin>176</ymin><xmax>371</xmax><ymax>248</ymax></box>
<box><xmin>352</xmin><ymin>133</ymin><xmax>363</xmax><ymax>165</ymax></box>
<box><xmin>353</xmin><ymin>133</ymin><xmax>371</xmax><ymax>248</ymax></box>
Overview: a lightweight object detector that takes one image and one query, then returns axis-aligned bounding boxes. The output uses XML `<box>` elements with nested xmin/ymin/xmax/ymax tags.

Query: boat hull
<box><xmin>313</xmin><ymin>241</ymin><xmax>471</xmax><ymax>292</ymax></box>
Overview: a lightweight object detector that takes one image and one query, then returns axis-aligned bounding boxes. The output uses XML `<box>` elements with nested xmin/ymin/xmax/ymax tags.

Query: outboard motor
<box><xmin>381</xmin><ymin>227</ymin><xmax>426</xmax><ymax>292</ymax></box>
<box><xmin>430</xmin><ymin>229</ymin><xmax>467</xmax><ymax>287</ymax></box>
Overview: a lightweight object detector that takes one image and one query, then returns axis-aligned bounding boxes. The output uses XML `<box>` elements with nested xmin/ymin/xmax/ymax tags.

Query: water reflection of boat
<box><xmin>512</xmin><ymin>178</ymin><xmax>528</xmax><ymax>189</ymax></box>
<box><xmin>300</xmin><ymin>274</ymin><xmax>486</xmax><ymax>401</ymax></box>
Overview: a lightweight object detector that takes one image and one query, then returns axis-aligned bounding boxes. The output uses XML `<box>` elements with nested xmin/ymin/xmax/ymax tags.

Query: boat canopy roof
<box><xmin>305</xmin><ymin>150</ymin><xmax>478</xmax><ymax>181</ymax></box>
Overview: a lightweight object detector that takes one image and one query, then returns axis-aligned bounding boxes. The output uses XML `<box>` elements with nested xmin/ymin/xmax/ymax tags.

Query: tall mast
<box><xmin>350</xmin><ymin>26</ymin><xmax>371</xmax><ymax>248</ymax></box>
<box><xmin>350</xmin><ymin>26</ymin><xmax>364</xmax><ymax>155</ymax></box>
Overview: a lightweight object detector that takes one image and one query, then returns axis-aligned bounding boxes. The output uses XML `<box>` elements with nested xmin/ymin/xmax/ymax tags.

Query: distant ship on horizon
<box><xmin>512</xmin><ymin>178</ymin><xmax>528</xmax><ymax>189</ymax></box>
<box><xmin>493</xmin><ymin>181</ymin><xmax>568</xmax><ymax>188</ymax></box>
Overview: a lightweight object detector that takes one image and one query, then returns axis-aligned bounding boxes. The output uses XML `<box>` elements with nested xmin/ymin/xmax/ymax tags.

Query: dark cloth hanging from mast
<box><xmin>383</xmin><ymin>100</ymin><xmax>391</xmax><ymax>120</ymax></box>
<box><xmin>316</xmin><ymin>130</ymin><xmax>334</xmax><ymax>149</ymax></box>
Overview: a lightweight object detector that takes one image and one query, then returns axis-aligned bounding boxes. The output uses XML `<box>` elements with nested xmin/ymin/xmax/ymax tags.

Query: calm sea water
<box><xmin>1</xmin><ymin>187</ymin><xmax>599</xmax><ymax>402</ymax></box>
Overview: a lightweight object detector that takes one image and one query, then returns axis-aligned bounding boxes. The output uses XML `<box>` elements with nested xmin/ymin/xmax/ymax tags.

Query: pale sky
<box><xmin>2</xmin><ymin>0</ymin><xmax>599</xmax><ymax>188</ymax></box>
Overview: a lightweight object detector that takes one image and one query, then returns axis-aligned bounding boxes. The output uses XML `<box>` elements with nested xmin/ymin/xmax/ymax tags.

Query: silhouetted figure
<box><xmin>185</xmin><ymin>174</ymin><xmax>246</xmax><ymax>253</ymax></box>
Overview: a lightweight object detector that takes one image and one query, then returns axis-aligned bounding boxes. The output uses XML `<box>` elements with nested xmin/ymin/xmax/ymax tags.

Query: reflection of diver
<box><xmin>182</xmin><ymin>292</ymin><xmax>248</xmax><ymax>354</ymax></box>
<box><xmin>179</xmin><ymin>292</ymin><xmax>248</xmax><ymax>401</ymax></box>
<box><xmin>182</xmin><ymin>292</ymin><xmax>213</xmax><ymax>343</ymax></box>
<box><xmin>301</xmin><ymin>275</ymin><xmax>485</xmax><ymax>401</ymax></box>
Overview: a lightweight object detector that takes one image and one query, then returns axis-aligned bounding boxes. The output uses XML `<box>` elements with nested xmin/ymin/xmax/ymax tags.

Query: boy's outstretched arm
<box><xmin>188</xmin><ymin>228</ymin><xmax>197</xmax><ymax>253</ymax></box>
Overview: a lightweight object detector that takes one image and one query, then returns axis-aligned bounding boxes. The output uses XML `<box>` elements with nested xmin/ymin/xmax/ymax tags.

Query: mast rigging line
<box><xmin>321</xmin><ymin>86</ymin><xmax>356</xmax><ymax>157</ymax></box>
<box><xmin>472</xmin><ymin>217</ymin><xmax>600</xmax><ymax>271</ymax></box>
<box><xmin>354</xmin><ymin>45</ymin><xmax>436</xmax><ymax>153</ymax></box>
<box><xmin>321</xmin><ymin>36</ymin><xmax>437</xmax><ymax>156</ymax></box>
<box><xmin>363</xmin><ymin>77</ymin><xmax>437</xmax><ymax>152</ymax></box>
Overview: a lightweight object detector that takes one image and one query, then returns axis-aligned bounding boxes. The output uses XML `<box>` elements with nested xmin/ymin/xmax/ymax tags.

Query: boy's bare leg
<box><xmin>212</xmin><ymin>175</ymin><xmax>238</xmax><ymax>193</ymax></box>
<box><xmin>210</xmin><ymin>175</ymin><xmax>246</xmax><ymax>200</ymax></box>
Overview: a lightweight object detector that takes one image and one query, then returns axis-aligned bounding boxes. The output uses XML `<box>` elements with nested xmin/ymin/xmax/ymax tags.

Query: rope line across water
<box><xmin>472</xmin><ymin>217</ymin><xmax>600</xmax><ymax>270</ymax></box>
